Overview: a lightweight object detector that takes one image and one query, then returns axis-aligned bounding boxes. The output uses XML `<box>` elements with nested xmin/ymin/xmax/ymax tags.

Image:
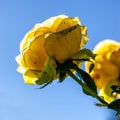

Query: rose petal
<box><xmin>21</xmin><ymin>34</ymin><xmax>49</xmax><ymax>70</ymax></box>
<box><xmin>23</xmin><ymin>70</ymin><xmax>41</xmax><ymax>84</ymax></box>
<box><xmin>110</xmin><ymin>48</ymin><xmax>120</xmax><ymax>68</ymax></box>
<box><xmin>56</xmin><ymin>17</ymin><xmax>80</xmax><ymax>31</ymax></box>
<box><xmin>44</xmin><ymin>24</ymin><xmax>82</xmax><ymax>63</ymax></box>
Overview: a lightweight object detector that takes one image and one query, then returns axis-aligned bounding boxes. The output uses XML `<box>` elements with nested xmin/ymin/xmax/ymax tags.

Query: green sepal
<box><xmin>71</xmin><ymin>48</ymin><xmax>96</xmax><ymax>61</ymax></box>
<box><xmin>39</xmin><ymin>81</ymin><xmax>53</xmax><ymax>89</ymax></box>
<box><xmin>89</xmin><ymin>63</ymin><xmax>95</xmax><ymax>73</ymax></box>
<box><xmin>59</xmin><ymin>72</ymin><xmax>66</xmax><ymax>83</ymax></box>
<box><xmin>35</xmin><ymin>57</ymin><xmax>57</xmax><ymax>85</ymax></box>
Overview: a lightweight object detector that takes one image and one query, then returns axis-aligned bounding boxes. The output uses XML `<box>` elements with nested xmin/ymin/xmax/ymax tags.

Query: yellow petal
<box><xmin>99</xmin><ymin>60</ymin><xmax>119</xmax><ymax>77</ymax></box>
<box><xmin>110</xmin><ymin>48</ymin><xmax>120</xmax><ymax>68</ymax></box>
<box><xmin>90</xmin><ymin>60</ymin><xmax>119</xmax><ymax>89</ymax></box>
<box><xmin>34</xmin><ymin>15</ymin><xmax>68</xmax><ymax>33</ymax></box>
<box><xmin>23</xmin><ymin>70</ymin><xmax>41</xmax><ymax>84</ymax></box>
<box><xmin>44</xmin><ymin>24</ymin><xmax>82</xmax><ymax>63</ymax></box>
<box><xmin>86</xmin><ymin>39</ymin><xmax>120</xmax><ymax>89</ymax></box>
<box><xmin>28</xmin><ymin>34</ymin><xmax>48</xmax><ymax>59</ymax></box>
<box><xmin>20</xmin><ymin>27</ymin><xmax>50</xmax><ymax>52</ymax></box>
<box><xmin>20</xmin><ymin>28</ymin><xmax>36</xmax><ymax>52</ymax></box>
<box><xmin>37</xmin><ymin>15</ymin><xmax>80</xmax><ymax>32</ymax></box>
<box><xmin>99</xmin><ymin>87</ymin><xmax>114</xmax><ymax>103</ymax></box>
<box><xmin>22</xmin><ymin>34</ymin><xmax>48</xmax><ymax>71</ymax></box>
<box><xmin>41</xmin><ymin>17</ymin><xmax>63</xmax><ymax>32</ymax></box>
<box><xmin>38</xmin><ymin>15</ymin><xmax>68</xmax><ymax>29</ymax></box>
<box><xmin>22</xmin><ymin>48</ymin><xmax>45</xmax><ymax>71</ymax></box>
<box><xmin>99</xmin><ymin>81</ymin><xmax>120</xmax><ymax>103</ymax></box>
<box><xmin>15</xmin><ymin>54</ymin><xmax>27</xmax><ymax>73</ymax></box>
<box><xmin>80</xmin><ymin>26</ymin><xmax>89</xmax><ymax>48</ymax></box>
<box><xmin>17</xmin><ymin>66</ymin><xmax>26</xmax><ymax>74</ymax></box>
<box><xmin>20</xmin><ymin>17</ymin><xmax>63</xmax><ymax>51</ymax></box>
<box><xmin>56</xmin><ymin>17</ymin><xmax>80</xmax><ymax>31</ymax></box>
<box><xmin>93</xmin><ymin>39</ymin><xmax>120</xmax><ymax>54</ymax></box>
<box><xmin>20</xmin><ymin>15</ymin><xmax>81</xmax><ymax>52</ymax></box>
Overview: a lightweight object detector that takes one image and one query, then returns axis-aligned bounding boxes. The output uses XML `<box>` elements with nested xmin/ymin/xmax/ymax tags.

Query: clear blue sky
<box><xmin>0</xmin><ymin>0</ymin><xmax>120</xmax><ymax>120</ymax></box>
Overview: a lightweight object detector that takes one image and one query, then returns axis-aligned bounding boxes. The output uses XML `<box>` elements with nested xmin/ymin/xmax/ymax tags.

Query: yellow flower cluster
<box><xmin>16</xmin><ymin>15</ymin><xmax>88</xmax><ymax>85</ymax></box>
<box><xmin>86</xmin><ymin>39</ymin><xmax>120</xmax><ymax>103</ymax></box>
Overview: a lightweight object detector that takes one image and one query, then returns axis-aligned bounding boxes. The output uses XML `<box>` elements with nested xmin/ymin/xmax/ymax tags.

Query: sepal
<box><xmin>35</xmin><ymin>57</ymin><xmax>57</xmax><ymax>85</ymax></box>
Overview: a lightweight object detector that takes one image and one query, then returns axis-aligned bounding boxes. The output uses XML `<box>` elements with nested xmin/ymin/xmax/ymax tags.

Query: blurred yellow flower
<box><xmin>86</xmin><ymin>39</ymin><xmax>120</xmax><ymax>103</ymax></box>
<box><xmin>16</xmin><ymin>15</ymin><xmax>88</xmax><ymax>85</ymax></box>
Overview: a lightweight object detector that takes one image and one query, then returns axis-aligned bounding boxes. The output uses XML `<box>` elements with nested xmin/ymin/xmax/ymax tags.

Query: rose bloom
<box><xmin>16</xmin><ymin>15</ymin><xmax>88</xmax><ymax>85</ymax></box>
<box><xmin>86</xmin><ymin>39</ymin><xmax>120</xmax><ymax>103</ymax></box>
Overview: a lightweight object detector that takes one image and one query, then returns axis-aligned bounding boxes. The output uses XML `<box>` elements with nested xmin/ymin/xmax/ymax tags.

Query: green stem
<box><xmin>67</xmin><ymin>70</ymin><xmax>108</xmax><ymax>105</ymax></box>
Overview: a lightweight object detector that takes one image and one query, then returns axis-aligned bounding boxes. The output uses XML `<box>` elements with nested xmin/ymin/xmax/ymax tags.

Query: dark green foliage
<box><xmin>72</xmin><ymin>63</ymin><xmax>97</xmax><ymax>95</ymax></box>
<box><xmin>108</xmin><ymin>99</ymin><xmax>120</xmax><ymax>115</ymax></box>
<box><xmin>89</xmin><ymin>63</ymin><xmax>95</xmax><ymax>73</ymax></box>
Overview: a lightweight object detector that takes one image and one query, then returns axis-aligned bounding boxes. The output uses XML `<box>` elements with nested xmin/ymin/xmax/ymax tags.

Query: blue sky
<box><xmin>0</xmin><ymin>0</ymin><xmax>120</xmax><ymax>120</ymax></box>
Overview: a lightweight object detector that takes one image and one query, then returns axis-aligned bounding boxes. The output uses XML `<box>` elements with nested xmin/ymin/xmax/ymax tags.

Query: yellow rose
<box><xmin>16</xmin><ymin>15</ymin><xmax>88</xmax><ymax>85</ymax></box>
<box><xmin>86</xmin><ymin>39</ymin><xmax>120</xmax><ymax>103</ymax></box>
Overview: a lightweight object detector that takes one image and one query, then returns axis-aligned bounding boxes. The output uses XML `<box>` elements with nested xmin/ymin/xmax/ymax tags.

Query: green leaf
<box><xmin>35</xmin><ymin>57</ymin><xmax>56</xmax><ymax>85</ymax></box>
<box><xmin>82</xmin><ymin>86</ymin><xmax>92</xmax><ymax>96</ymax></box>
<box><xmin>108</xmin><ymin>99</ymin><xmax>120</xmax><ymax>113</ymax></box>
<box><xmin>76</xmin><ymin>67</ymin><xmax>97</xmax><ymax>94</ymax></box>
<box><xmin>71</xmin><ymin>48</ymin><xmax>96</xmax><ymax>61</ymax></box>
